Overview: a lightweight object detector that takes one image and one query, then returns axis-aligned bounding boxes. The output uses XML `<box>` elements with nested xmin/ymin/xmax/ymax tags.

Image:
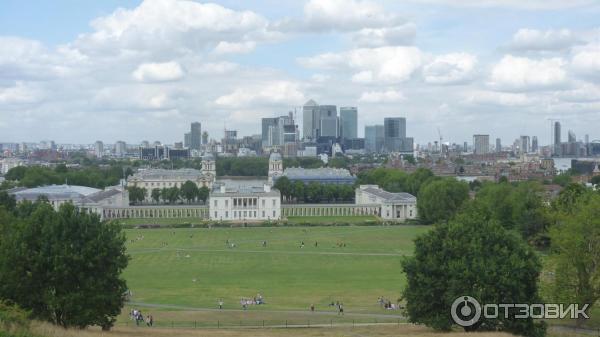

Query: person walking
<box><xmin>310</xmin><ymin>304</ymin><xmax>315</xmax><ymax>312</ymax></box>
<box><xmin>218</xmin><ymin>299</ymin><xmax>224</xmax><ymax>309</ymax></box>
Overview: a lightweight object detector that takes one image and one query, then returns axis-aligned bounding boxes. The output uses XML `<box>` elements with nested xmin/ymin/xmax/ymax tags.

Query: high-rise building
<box><xmin>190</xmin><ymin>122</ymin><xmax>202</xmax><ymax>150</ymax></box>
<box><xmin>319</xmin><ymin>105</ymin><xmax>338</xmax><ymax>138</ymax></box>
<box><xmin>94</xmin><ymin>141</ymin><xmax>104</xmax><ymax>158</ymax></box>
<box><xmin>531</xmin><ymin>136</ymin><xmax>538</xmax><ymax>153</ymax></box>
<box><xmin>263</xmin><ymin>112</ymin><xmax>298</xmax><ymax>148</ymax></box>
<box><xmin>184</xmin><ymin>133</ymin><xmax>190</xmax><ymax>148</ymax></box>
<box><xmin>473</xmin><ymin>134</ymin><xmax>489</xmax><ymax>155</ymax></box>
<box><xmin>339</xmin><ymin>107</ymin><xmax>358</xmax><ymax>140</ymax></box>
<box><xmin>302</xmin><ymin>99</ymin><xmax>319</xmax><ymax>141</ymax></box>
<box><xmin>383</xmin><ymin>117</ymin><xmax>408</xmax><ymax>152</ymax></box>
<box><xmin>262</xmin><ymin>117</ymin><xmax>279</xmax><ymax>146</ymax></box>
<box><xmin>520</xmin><ymin>135</ymin><xmax>530</xmax><ymax>154</ymax></box>
<box><xmin>141</xmin><ymin>140</ymin><xmax>150</xmax><ymax>148</ymax></box>
<box><xmin>496</xmin><ymin>138</ymin><xmax>501</xmax><ymax>152</ymax></box>
<box><xmin>463</xmin><ymin>142</ymin><xmax>468</xmax><ymax>153</ymax></box>
<box><xmin>365</xmin><ymin>125</ymin><xmax>384</xmax><ymax>153</ymax></box>
<box><xmin>554</xmin><ymin>121</ymin><xmax>561</xmax><ymax>156</ymax></box>
<box><xmin>202</xmin><ymin>131</ymin><xmax>209</xmax><ymax>145</ymax></box>
<box><xmin>568</xmin><ymin>130</ymin><xmax>576</xmax><ymax>143</ymax></box>
<box><xmin>115</xmin><ymin>141</ymin><xmax>127</xmax><ymax>157</ymax></box>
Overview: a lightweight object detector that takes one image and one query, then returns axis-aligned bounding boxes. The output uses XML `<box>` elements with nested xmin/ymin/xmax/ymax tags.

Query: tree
<box><xmin>591</xmin><ymin>175</ymin><xmax>600</xmax><ymax>187</ymax></box>
<box><xmin>417</xmin><ymin>178</ymin><xmax>469</xmax><ymax>224</ymax></box>
<box><xmin>306</xmin><ymin>182</ymin><xmax>322</xmax><ymax>203</ymax></box>
<box><xmin>552</xmin><ymin>183</ymin><xmax>588</xmax><ymax>214</ymax></box>
<box><xmin>151</xmin><ymin>188</ymin><xmax>161</xmax><ymax>204</ymax></box>
<box><xmin>548</xmin><ymin>193</ymin><xmax>600</xmax><ymax>327</ymax></box>
<box><xmin>180</xmin><ymin>181</ymin><xmax>198</xmax><ymax>204</ymax></box>
<box><xmin>0</xmin><ymin>191</ymin><xmax>16</xmax><ymax>213</ymax></box>
<box><xmin>0</xmin><ymin>203</ymin><xmax>129</xmax><ymax>329</ymax></box>
<box><xmin>402</xmin><ymin>204</ymin><xmax>545</xmax><ymax>337</ymax></box>
<box><xmin>4</xmin><ymin>166</ymin><xmax>27</xmax><ymax>181</ymax></box>
<box><xmin>274</xmin><ymin>177</ymin><xmax>292</xmax><ymax>202</ymax></box>
<box><xmin>553</xmin><ymin>171</ymin><xmax>572</xmax><ymax>187</ymax></box>
<box><xmin>197</xmin><ymin>186</ymin><xmax>210</xmax><ymax>204</ymax></box>
<box><xmin>161</xmin><ymin>187</ymin><xmax>179</xmax><ymax>204</ymax></box>
<box><xmin>291</xmin><ymin>181</ymin><xmax>305</xmax><ymax>203</ymax></box>
<box><xmin>126</xmin><ymin>186</ymin><xmax>146</xmax><ymax>205</ymax></box>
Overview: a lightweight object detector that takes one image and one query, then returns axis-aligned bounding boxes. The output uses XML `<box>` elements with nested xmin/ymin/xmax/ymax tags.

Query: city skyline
<box><xmin>1</xmin><ymin>0</ymin><xmax>600</xmax><ymax>144</ymax></box>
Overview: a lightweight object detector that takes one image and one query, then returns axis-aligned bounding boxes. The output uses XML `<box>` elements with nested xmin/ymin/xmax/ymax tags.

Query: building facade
<box><xmin>355</xmin><ymin>185</ymin><xmax>417</xmax><ymax>221</ymax></box>
<box><xmin>473</xmin><ymin>134</ymin><xmax>490</xmax><ymax>155</ymax></box>
<box><xmin>365</xmin><ymin>125</ymin><xmax>384</xmax><ymax>153</ymax></box>
<box><xmin>209</xmin><ymin>184</ymin><xmax>281</xmax><ymax>221</ymax></box>
<box><xmin>339</xmin><ymin>107</ymin><xmax>358</xmax><ymax>140</ymax></box>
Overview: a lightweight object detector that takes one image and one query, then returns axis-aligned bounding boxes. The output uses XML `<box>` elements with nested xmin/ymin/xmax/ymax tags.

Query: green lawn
<box><xmin>285</xmin><ymin>215</ymin><xmax>379</xmax><ymax>224</ymax></box>
<box><xmin>116</xmin><ymin>217</ymin><xmax>207</xmax><ymax>226</ymax></box>
<box><xmin>121</xmin><ymin>225</ymin><xmax>429</xmax><ymax>323</ymax></box>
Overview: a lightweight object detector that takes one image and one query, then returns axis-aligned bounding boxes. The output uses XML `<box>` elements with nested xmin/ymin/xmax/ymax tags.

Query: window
<box><xmin>214</xmin><ymin>200</ymin><xmax>218</xmax><ymax>206</ymax></box>
<box><xmin>262</xmin><ymin>199</ymin><xmax>265</xmax><ymax>206</ymax></box>
<box><xmin>254</xmin><ymin>211</ymin><xmax>257</xmax><ymax>217</ymax></box>
<box><xmin>234</xmin><ymin>211</ymin><xmax>237</xmax><ymax>217</ymax></box>
<box><xmin>272</xmin><ymin>199</ymin><xmax>276</xmax><ymax>206</ymax></box>
<box><xmin>262</xmin><ymin>211</ymin><xmax>265</xmax><ymax>217</ymax></box>
<box><xmin>409</xmin><ymin>210</ymin><xmax>413</xmax><ymax>217</ymax></box>
<box><xmin>214</xmin><ymin>211</ymin><xmax>217</xmax><ymax>218</ymax></box>
<box><xmin>273</xmin><ymin>210</ymin><xmax>276</xmax><ymax>217</ymax></box>
<box><xmin>225</xmin><ymin>200</ymin><xmax>228</xmax><ymax>207</ymax></box>
<box><xmin>234</xmin><ymin>199</ymin><xmax>237</xmax><ymax>206</ymax></box>
<box><xmin>225</xmin><ymin>211</ymin><xmax>228</xmax><ymax>217</ymax></box>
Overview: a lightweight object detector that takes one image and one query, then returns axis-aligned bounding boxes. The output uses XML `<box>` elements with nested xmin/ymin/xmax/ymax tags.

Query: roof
<box><xmin>304</xmin><ymin>99</ymin><xmax>318</xmax><ymax>106</ymax></box>
<box><xmin>10</xmin><ymin>184</ymin><xmax>102</xmax><ymax>203</ymax></box>
<box><xmin>87</xmin><ymin>189</ymin><xmax>122</xmax><ymax>202</ymax></box>
<box><xmin>361</xmin><ymin>186</ymin><xmax>416</xmax><ymax>202</ymax></box>
<box><xmin>283</xmin><ymin>167</ymin><xmax>355</xmax><ymax>179</ymax></box>
<box><xmin>131</xmin><ymin>168</ymin><xmax>206</xmax><ymax>180</ymax></box>
<box><xmin>269</xmin><ymin>152</ymin><xmax>282</xmax><ymax>161</ymax></box>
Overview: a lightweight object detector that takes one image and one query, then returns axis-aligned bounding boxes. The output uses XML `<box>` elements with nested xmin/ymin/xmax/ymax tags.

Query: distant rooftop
<box><xmin>283</xmin><ymin>167</ymin><xmax>354</xmax><ymax>179</ymax></box>
<box><xmin>131</xmin><ymin>168</ymin><xmax>206</xmax><ymax>180</ymax></box>
<box><xmin>361</xmin><ymin>186</ymin><xmax>416</xmax><ymax>202</ymax></box>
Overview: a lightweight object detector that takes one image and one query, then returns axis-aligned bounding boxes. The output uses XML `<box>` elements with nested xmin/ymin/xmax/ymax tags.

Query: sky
<box><xmin>1</xmin><ymin>0</ymin><xmax>600</xmax><ymax>146</ymax></box>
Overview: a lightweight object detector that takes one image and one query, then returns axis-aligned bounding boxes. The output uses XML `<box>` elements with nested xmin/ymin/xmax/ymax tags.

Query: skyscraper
<box><xmin>520</xmin><ymin>135</ymin><xmax>530</xmax><ymax>154</ymax></box>
<box><xmin>94</xmin><ymin>141</ymin><xmax>104</xmax><ymax>158</ymax></box>
<box><xmin>531</xmin><ymin>136</ymin><xmax>538</xmax><ymax>153</ymax></box>
<box><xmin>339</xmin><ymin>107</ymin><xmax>358</xmax><ymax>140</ymax></box>
<box><xmin>554</xmin><ymin>121</ymin><xmax>561</xmax><ymax>156</ymax></box>
<box><xmin>115</xmin><ymin>141</ymin><xmax>126</xmax><ymax>157</ymax></box>
<box><xmin>302</xmin><ymin>99</ymin><xmax>319</xmax><ymax>141</ymax></box>
<box><xmin>202</xmin><ymin>131</ymin><xmax>209</xmax><ymax>145</ymax></box>
<box><xmin>365</xmin><ymin>125</ymin><xmax>384</xmax><ymax>153</ymax></box>
<box><xmin>262</xmin><ymin>117</ymin><xmax>279</xmax><ymax>146</ymax></box>
<box><xmin>383</xmin><ymin>117</ymin><xmax>407</xmax><ymax>152</ymax></box>
<box><xmin>318</xmin><ymin>105</ymin><xmax>338</xmax><ymax>138</ymax></box>
<box><xmin>568</xmin><ymin>130</ymin><xmax>576</xmax><ymax>143</ymax></box>
<box><xmin>190</xmin><ymin>122</ymin><xmax>201</xmax><ymax>150</ymax></box>
<box><xmin>473</xmin><ymin>135</ymin><xmax>489</xmax><ymax>155</ymax></box>
<box><xmin>496</xmin><ymin>138</ymin><xmax>501</xmax><ymax>152</ymax></box>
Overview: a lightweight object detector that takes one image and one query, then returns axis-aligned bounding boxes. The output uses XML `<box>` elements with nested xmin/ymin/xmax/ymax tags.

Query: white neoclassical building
<box><xmin>127</xmin><ymin>154</ymin><xmax>216</xmax><ymax>200</ymax></box>
<box><xmin>267</xmin><ymin>152</ymin><xmax>283</xmax><ymax>185</ymax></box>
<box><xmin>209</xmin><ymin>183</ymin><xmax>281</xmax><ymax>221</ymax></box>
<box><xmin>355</xmin><ymin>185</ymin><xmax>417</xmax><ymax>221</ymax></box>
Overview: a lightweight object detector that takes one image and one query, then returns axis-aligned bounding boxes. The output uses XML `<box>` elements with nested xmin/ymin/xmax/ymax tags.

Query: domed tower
<box><xmin>202</xmin><ymin>153</ymin><xmax>216</xmax><ymax>180</ymax></box>
<box><xmin>268</xmin><ymin>152</ymin><xmax>283</xmax><ymax>185</ymax></box>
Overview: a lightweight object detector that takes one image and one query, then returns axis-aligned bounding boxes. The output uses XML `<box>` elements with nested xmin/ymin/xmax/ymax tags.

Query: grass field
<box><xmin>121</xmin><ymin>225</ymin><xmax>427</xmax><ymax>325</ymax></box>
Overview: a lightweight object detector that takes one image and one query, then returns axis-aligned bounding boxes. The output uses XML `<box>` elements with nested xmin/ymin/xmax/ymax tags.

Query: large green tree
<box><xmin>197</xmin><ymin>186</ymin><xmax>210</xmax><ymax>204</ymax></box>
<box><xmin>151</xmin><ymin>188</ymin><xmax>161</xmax><ymax>204</ymax></box>
<box><xmin>402</xmin><ymin>203</ymin><xmax>545</xmax><ymax>337</ymax></box>
<box><xmin>180</xmin><ymin>180</ymin><xmax>198</xmax><ymax>204</ymax></box>
<box><xmin>126</xmin><ymin>186</ymin><xmax>146</xmax><ymax>205</ymax></box>
<box><xmin>548</xmin><ymin>192</ymin><xmax>600</xmax><ymax>327</ymax></box>
<box><xmin>274</xmin><ymin>177</ymin><xmax>292</xmax><ymax>201</ymax></box>
<box><xmin>0</xmin><ymin>202</ymin><xmax>129</xmax><ymax>330</ymax></box>
<box><xmin>417</xmin><ymin>178</ymin><xmax>469</xmax><ymax>224</ymax></box>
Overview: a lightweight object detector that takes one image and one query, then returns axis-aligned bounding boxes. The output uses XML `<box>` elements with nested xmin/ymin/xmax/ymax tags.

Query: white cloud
<box><xmin>423</xmin><ymin>53</ymin><xmax>477</xmax><ymax>84</ymax></box>
<box><xmin>0</xmin><ymin>82</ymin><xmax>43</xmax><ymax>104</ymax></box>
<box><xmin>571</xmin><ymin>43</ymin><xmax>600</xmax><ymax>76</ymax></box>
<box><xmin>132</xmin><ymin>61</ymin><xmax>185</xmax><ymax>82</ymax></box>
<box><xmin>415</xmin><ymin>0</ymin><xmax>597</xmax><ymax>10</ymax></box>
<box><xmin>215</xmin><ymin>81</ymin><xmax>305</xmax><ymax>108</ymax></box>
<box><xmin>558</xmin><ymin>81</ymin><xmax>600</xmax><ymax>102</ymax></box>
<box><xmin>509</xmin><ymin>28</ymin><xmax>579</xmax><ymax>51</ymax></box>
<box><xmin>464</xmin><ymin>90</ymin><xmax>538</xmax><ymax>107</ymax></box>
<box><xmin>214</xmin><ymin>41</ymin><xmax>256</xmax><ymax>54</ymax></box>
<box><xmin>302</xmin><ymin>0</ymin><xmax>404</xmax><ymax>31</ymax></box>
<box><xmin>352</xmin><ymin>24</ymin><xmax>416</xmax><ymax>47</ymax></box>
<box><xmin>300</xmin><ymin>46</ymin><xmax>423</xmax><ymax>84</ymax></box>
<box><xmin>74</xmin><ymin>0</ymin><xmax>273</xmax><ymax>56</ymax></box>
<box><xmin>311</xmin><ymin>74</ymin><xmax>331</xmax><ymax>82</ymax></box>
<box><xmin>359</xmin><ymin>89</ymin><xmax>405</xmax><ymax>103</ymax></box>
<box><xmin>489</xmin><ymin>55</ymin><xmax>567</xmax><ymax>90</ymax></box>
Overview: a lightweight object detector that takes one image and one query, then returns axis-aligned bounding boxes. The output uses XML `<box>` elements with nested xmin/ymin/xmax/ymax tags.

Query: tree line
<box><xmin>5</xmin><ymin>164</ymin><xmax>132</xmax><ymax>189</ymax></box>
<box><xmin>273</xmin><ymin>177</ymin><xmax>355</xmax><ymax>203</ymax></box>
<box><xmin>127</xmin><ymin>181</ymin><xmax>210</xmax><ymax>205</ymax></box>
<box><xmin>400</xmin><ymin>178</ymin><xmax>600</xmax><ymax>336</ymax></box>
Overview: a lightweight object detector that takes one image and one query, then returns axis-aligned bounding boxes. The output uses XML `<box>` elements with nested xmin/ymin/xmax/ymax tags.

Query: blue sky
<box><xmin>1</xmin><ymin>0</ymin><xmax>599</xmax><ymax>145</ymax></box>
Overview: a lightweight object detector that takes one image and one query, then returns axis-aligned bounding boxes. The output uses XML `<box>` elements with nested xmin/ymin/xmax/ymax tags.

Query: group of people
<box><xmin>377</xmin><ymin>297</ymin><xmax>401</xmax><ymax>310</ymax></box>
<box><xmin>239</xmin><ymin>293</ymin><xmax>264</xmax><ymax>309</ymax></box>
<box><xmin>130</xmin><ymin>309</ymin><xmax>153</xmax><ymax>327</ymax></box>
<box><xmin>328</xmin><ymin>301</ymin><xmax>344</xmax><ymax>315</ymax></box>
